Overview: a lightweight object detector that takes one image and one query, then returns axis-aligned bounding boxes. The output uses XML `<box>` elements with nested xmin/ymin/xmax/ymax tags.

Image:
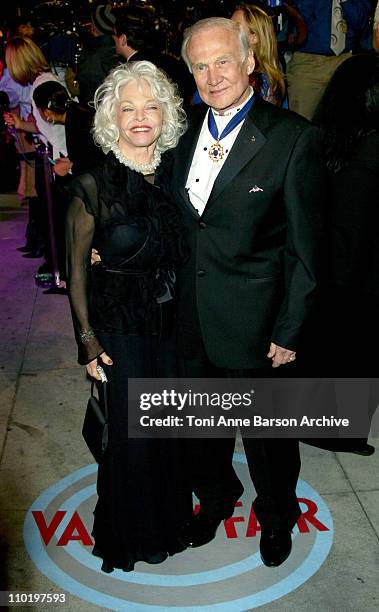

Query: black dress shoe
<box><xmin>349</xmin><ymin>443</ymin><xmax>375</xmax><ymax>456</ymax></box>
<box><xmin>179</xmin><ymin>513</ymin><xmax>223</xmax><ymax>548</ymax></box>
<box><xmin>260</xmin><ymin>528</ymin><xmax>292</xmax><ymax>567</ymax></box>
<box><xmin>17</xmin><ymin>245</ymin><xmax>33</xmax><ymax>253</ymax></box>
<box><xmin>303</xmin><ymin>439</ymin><xmax>375</xmax><ymax>456</ymax></box>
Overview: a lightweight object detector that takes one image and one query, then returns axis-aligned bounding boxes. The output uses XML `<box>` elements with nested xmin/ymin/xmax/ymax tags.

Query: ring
<box><xmin>289</xmin><ymin>355</ymin><xmax>296</xmax><ymax>361</ymax></box>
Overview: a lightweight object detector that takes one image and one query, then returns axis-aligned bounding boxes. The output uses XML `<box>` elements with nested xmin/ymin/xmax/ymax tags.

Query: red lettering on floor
<box><xmin>224</xmin><ymin>502</ymin><xmax>244</xmax><ymax>538</ymax></box>
<box><xmin>297</xmin><ymin>498</ymin><xmax>330</xmax><ymax>532</ymax></box>
<box><xmin>32</xmin><ymin>510</ymin><xmax>66</xmax><ymax>545</ymax></box>
<box><xmin>57</xmin><ymin>511</ymin><xmax>93</xmax><ymax>546</ymax></box>
<box><xmin>245</xmin><ymin>504</ymin><xmax>262</xmax><ymax>537</ymax></box>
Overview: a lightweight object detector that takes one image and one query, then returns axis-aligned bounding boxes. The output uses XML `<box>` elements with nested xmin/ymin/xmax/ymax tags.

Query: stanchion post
<box><xmin>39</xmin><ymin>143</ymin><xmax>60</xmax><ymax>288</ymax></box>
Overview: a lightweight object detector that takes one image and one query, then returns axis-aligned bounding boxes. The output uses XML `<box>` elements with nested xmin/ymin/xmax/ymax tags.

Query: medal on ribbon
<box><xmin>209</xmin><ymin>141</ymin><xmax>225</xmax><ymax>162</ymax></box>
<box><xmin>208</xmin><ymin>94</ymin><xmax>256</xmax><ymax>163</ymax></box>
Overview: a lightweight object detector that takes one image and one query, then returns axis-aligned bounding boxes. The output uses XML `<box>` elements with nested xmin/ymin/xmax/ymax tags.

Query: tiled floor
<box><xmin>0</xmin><ymin>205</ymin><xmax>378</xmax><ymax>611</ymax></box>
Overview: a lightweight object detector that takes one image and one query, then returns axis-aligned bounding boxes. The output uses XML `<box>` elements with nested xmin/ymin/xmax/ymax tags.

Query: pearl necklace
<box><xmin>111</xmin><ymin>145</ymin><xmax>161</xmax><ymax>174</ymax></box>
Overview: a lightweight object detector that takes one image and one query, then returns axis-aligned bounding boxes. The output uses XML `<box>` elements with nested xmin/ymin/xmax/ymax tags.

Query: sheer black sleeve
<box><xmin>65</xmin><ymin>178</ymin><xmax>104</xmax><ymax>365</ymax></box>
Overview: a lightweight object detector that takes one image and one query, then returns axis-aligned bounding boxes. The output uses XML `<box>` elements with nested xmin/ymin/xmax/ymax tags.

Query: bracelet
<box><xmin>80</xmin><ymin>328</ymin><xmax>96</xmax><ymax>343</ymax></box>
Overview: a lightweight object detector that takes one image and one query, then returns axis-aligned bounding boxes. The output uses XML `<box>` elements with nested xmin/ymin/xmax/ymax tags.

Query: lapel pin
<box><xmin>249</xmin><ymin>185</ymin><xmax>264</xmax><ymax>193</ymax></box>
<box><xmin>251</xmin><ymin>136</ymin><xmax>256</xmax><ymax>142</ymax></box>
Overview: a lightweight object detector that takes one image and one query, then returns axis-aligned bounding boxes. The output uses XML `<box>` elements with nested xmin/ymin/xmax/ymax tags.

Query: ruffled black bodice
<box><xmin>66</xmin><ymin>151</ymin><xmax>187</xmax><ymax>364</ymax></box>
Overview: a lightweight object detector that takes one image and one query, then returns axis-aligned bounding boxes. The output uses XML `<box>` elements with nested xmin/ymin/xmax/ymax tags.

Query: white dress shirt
<box><xmin>186</xmin><ymin>88</ymin><xmax>254</xmax><ymax>216</ymax></box>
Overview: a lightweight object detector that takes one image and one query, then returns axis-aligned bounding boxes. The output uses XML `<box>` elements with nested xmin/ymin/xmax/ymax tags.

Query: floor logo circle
<box><xmin>24</xmin><ymin>453</ymin><xmax>333</xmax><ymax>610</ymax></box>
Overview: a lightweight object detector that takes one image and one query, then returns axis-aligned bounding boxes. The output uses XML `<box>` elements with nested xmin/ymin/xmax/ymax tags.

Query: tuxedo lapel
<box><xmin>206</xmin><ymin>98</ymin><xmax>271</xmax><ymax>209</ymax></box>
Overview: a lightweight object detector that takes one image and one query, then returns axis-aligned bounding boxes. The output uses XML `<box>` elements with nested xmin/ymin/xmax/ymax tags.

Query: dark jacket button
<box><xmin>197</xmin><ymin>270</ymin><xmax>205</xmax><ymax>277</ymax></box>
<box><xmin>199</xmin><ymin>221</ymin><xmax>206</xmax><ymax>229</ymax></box>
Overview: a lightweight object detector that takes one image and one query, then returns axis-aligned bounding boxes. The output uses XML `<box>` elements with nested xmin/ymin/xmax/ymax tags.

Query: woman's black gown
<box><xmin>66</xmin><ymin>151</ymin><xmax>192</xmax><ymax>572</ymax></box>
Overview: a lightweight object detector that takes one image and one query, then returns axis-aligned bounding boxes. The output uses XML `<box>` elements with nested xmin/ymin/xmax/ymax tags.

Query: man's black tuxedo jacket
<box><xmin>171</xmin><ymin>97</ymin><xmax>325</xmax><ymax>369</ymax></box>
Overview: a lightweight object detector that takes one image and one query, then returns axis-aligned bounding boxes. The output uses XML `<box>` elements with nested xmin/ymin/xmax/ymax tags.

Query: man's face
<box><xmin>113</xmin><ymin>33</ymin><xmax>126</xmax><ymax>57</ymax></box>
<box><xmin>186</xmin><ymin>25</ymin><xmax>254</xmax><ymax>113</ymax></box>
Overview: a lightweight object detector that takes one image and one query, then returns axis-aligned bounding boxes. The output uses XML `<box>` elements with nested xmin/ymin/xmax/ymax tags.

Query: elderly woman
<box><xmin>66</xmin><ymin>61</ymin><xmax>191</xmax><ymax>572</ymax></box>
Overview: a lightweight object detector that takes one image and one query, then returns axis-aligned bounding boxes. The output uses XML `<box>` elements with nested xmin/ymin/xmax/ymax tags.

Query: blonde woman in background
<box><xmin>373</xmin><ymin>1</ymin><xmax>379</xmax><ymax>53</ymax></box>
<box><xmin>4</xmin><ymin>36</ymin><xmax>67</xmax><ymax>158</ymax></box>
<box><xmin>232</xmin><ymin>3</ymin><xmax>286</xmax><ymax>106</ymax></box>
<box><xmin>4</xmin><ymin>36</ymin><xmax>68</xmax><ymax>283</ymax></box>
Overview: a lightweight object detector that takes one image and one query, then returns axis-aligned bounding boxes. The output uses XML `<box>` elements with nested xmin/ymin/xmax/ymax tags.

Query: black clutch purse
<box><xmin>82</xmin><ymin>379</ymin><xmax>109</xmax><ymax>463</ymax></box>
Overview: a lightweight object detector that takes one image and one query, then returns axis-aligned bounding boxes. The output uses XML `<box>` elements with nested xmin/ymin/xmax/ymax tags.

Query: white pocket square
<box><xmin>249</xmin><ymin>185</ymin><xmax>264</xmax><ymax>193</ymax></box>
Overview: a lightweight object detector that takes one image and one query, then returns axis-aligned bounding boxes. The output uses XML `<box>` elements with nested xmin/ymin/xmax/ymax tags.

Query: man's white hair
<box><xmin>93</xmin><ymin>61</ymin><xmax>187</xmax><ymax>153</ymax></box>
<box><xmin>181</xmin><ymin>17</ymin><xmax>250</xmax><ymax>73</ymax></box>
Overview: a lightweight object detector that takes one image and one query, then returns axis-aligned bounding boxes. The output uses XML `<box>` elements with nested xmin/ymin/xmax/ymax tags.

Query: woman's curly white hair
<box><xmin>92</xmin><ymin>61</ymin><xmax>187</xmax><ymax>154</ymax></box>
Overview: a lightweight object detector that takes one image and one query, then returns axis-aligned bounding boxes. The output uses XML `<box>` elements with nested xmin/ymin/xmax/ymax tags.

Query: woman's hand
<box><xmin>86</xmin><ymin>352</ymin><xmax>113</xmax><ymax>380</ymax></box>
<box><xmin>3</xmin><ymin>111</ymin><xmax>37</xmax><ymax>133</ymax></box>
<box><xmin>91</xmin><ymin>248</ymin><xmax>102</xmax><ymax>266</ymax></box>
<box><xmin>3</xmin><ymin>111</ymin><xmax>22</xmax><ymax>130</ymax></box>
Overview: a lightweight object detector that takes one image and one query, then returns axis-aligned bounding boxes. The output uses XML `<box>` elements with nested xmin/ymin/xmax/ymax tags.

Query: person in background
<box><xmin>2</xmin><ymin>14</ymin><xmax>39</xmax><ymax>248</ymax></box>
<box><xmin>373</xmin><ymin>1</ymin><xmax>379</xmax><ymax>53</ymax></box>
<box><xmin>232</xmin><ymin>3</ymin><xmax>286</xmax><ymax>105</ymax></box>
<box><xmin>6</xmin><ymin>17</ymin><xmax>35</xmax><ymax>41</ymax></box>
<box><xmin>66</xmin><ymin>61</ymin><xmax>192</xmax><ymax>573</ymax></box>
<box><xmin>112</xmin><ymin>5</ymin><xmax>193</xmax><ymax>103</ymax></box>
<box><xmin>4</xmin><ymin>37</ymin><xmax>67</xmax><ymax>159</ymax></box>
<box><xmin>311</xmin><ymin>53</ymin><xmax>379</xmax><ymax>456</ymax></box>
<box><xmin>4</xmin><ymin>36</ymin><xmax>67</xmax><ymax>282</ymax></box>
<box><xmin>0</xmin><ymin>86</ymin><xmax>18</xmax><ymax>194</ymax></box>
<box><xmin>0</xmin><ymin>49</ymin><xmax>38</xmax><ymax>254</ymax></box>
<box><xmin>271</xmin><ymin>1</ymin><xmax>308</xmax><ymax>65</ymax></box>
<box><xmin>32</xmin><ymin>81</ymin><xmax>103</xmax><ymax>177</ymax></box>
<box><xmin>30</xmin><ymin>81</ymin><xmax>104</xmax><ymax>288</ymax></box>
<box><xmin>76</xmin><ymin>4</ymin><xmax>118</xmax><ymax>107</ymax></box>
<box><xmin>286</xmin><ymin>0</ymin><xmax>372</xmax><ymax>120</ymax></box>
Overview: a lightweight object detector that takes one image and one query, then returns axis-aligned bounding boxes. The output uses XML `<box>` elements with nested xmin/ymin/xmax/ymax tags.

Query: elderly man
<box><xmin>172</xmin><ymin>17</ymin><xmax>325</xmax><ymax>567</ymax></box>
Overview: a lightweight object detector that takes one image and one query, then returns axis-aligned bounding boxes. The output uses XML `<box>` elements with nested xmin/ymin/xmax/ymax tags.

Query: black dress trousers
<box><xmin>179</xmin><ymin>347</ymin><xmax>301</xmax><ymax>530</ymax></box>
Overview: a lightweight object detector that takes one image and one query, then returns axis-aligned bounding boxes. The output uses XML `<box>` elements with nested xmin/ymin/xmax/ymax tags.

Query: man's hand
<box><xmin>86</xmin><ymin>352</ymin><xmax>113</xmax><ymax>380</ymax></box>
<box><xmin>267</xmin><ymin>342</ymin><xmax>296</xmax><ymax>368</ymax></box>
<box><xmin>53</xmin><ymin>157</ymin><xmax>73</xmax><ymax>177</ymax></box>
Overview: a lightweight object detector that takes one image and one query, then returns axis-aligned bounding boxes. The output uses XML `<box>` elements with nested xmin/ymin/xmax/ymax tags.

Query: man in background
<box><xmin>77</xmin><ymin>4</ymin><xmax>118</xmax><ymax>107</ymax></box>
<box><xmin>287</xmin><ymin>0</ymin><xmax>372</xmax><ymax>120</ymax></box>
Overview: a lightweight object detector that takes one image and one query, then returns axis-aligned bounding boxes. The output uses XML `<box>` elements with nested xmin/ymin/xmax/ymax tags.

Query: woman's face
<box><xmin>231</xmin><ymin>9</ymin><xmax>258</xmax><ymax>49</ymax></box>
<box><xmin>39</xmin><ymin>108</ymin><xmax>61</xmax><ymax>125</ymax></box>
<box><xmin>116</xmin><ymin>79</ymin><xmax>163</xmax><ymax>156</ymax></box>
